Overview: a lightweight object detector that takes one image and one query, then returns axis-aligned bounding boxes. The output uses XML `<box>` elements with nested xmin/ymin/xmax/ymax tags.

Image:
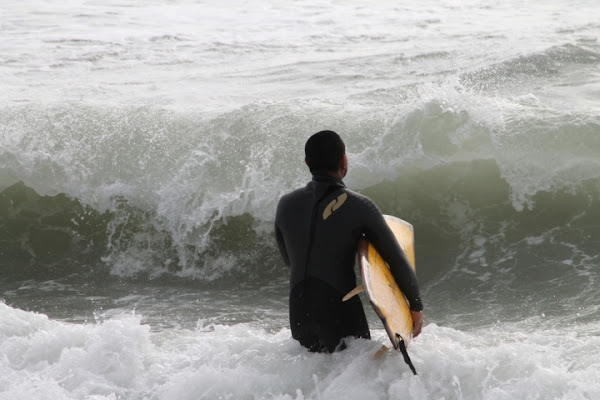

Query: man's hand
<box><xmin>411</xmin><ymin>310</ymin><xmax>423</xmax><ymax>338</ymax></box>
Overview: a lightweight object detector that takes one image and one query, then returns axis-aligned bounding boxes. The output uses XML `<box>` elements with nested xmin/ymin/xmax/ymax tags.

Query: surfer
<box><xmin>275</xmin><ymin>130</ymin><xmax>423</xmax><ymax>353</ymax></box>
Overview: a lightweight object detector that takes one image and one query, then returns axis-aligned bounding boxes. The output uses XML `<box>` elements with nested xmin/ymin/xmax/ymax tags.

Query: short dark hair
<box><xmin>305</xmin><ymin>130</ymin><xmax>345</xmax><ymax>174</ymax></box>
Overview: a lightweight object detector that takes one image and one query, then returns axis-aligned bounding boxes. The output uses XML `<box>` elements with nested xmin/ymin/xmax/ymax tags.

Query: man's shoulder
<box><xmin>279</xmin><ymin>184</ymin><xmax>310</xmax><ymax>202</ymax></box>
<box><xmin>344</xmin><ymin>188</ymin><xmax>377</xmax><ymax>207</ymax></box>
<box><xmin>276</xmin><ymin>184</ymin><xmax>312</xmax><ymax>212</ymax></box>
<box><xmin>340</xmin><ymin>189</ymin><xmax>383</xmax><ymax>221</ymax></box>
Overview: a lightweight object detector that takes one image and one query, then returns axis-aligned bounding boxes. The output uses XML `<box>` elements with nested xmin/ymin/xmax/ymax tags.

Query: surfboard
<box><xmin>343</xmin><ymin>215</ymin><xmax>417</xmax><ymax>374</ymax></box>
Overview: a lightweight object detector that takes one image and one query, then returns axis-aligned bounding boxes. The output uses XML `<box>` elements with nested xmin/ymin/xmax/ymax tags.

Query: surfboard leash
<box><xmin>398</xmin><ymin>337</ymin><xmax>418</xmax><ymax>375</ymax></box>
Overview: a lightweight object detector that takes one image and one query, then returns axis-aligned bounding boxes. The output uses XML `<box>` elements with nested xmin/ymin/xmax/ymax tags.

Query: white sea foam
<box><xmin>1</xmin><ymin>303</ymin><xmax>600</xmax><ymax>400</ymax></box>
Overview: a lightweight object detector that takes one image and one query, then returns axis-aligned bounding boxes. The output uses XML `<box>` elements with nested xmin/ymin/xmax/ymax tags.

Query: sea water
<box><xmin>1</xmin><ymin>1</ymin><xmax>600</xmax><ymax>399</ymax></box>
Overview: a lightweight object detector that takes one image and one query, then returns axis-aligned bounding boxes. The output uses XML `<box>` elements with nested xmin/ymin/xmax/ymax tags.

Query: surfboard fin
<box><xmin>398</xmin><ymin>337</ymin><xmax>418</xmax><ymax>375</ymax></box>
<box><xmin>342</xmin><ymin>284</ymin><xmax>364</xmax><ymax>301</ymax></box>
<box><xmin>374</xmin><ymin>345</ymin><xmax>390</xmax><ymax>360</ymax></box>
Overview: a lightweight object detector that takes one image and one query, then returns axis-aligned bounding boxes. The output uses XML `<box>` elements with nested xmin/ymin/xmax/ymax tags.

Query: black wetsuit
<box><xmin>275</xmin><ymin>175</ymin><xmax>423</xmax><ymax>353</ymax></box>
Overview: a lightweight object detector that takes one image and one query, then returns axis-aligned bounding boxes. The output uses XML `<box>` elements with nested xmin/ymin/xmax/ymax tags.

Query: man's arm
<box><xmin>274</xmin><ymin>200</ymin><xmax>290</xmax><ymax>266</ymax></box>
<box><xmin>275</xmin><ymin>223</ymin><xmax>290</xmax><ymax>266</ymax></box>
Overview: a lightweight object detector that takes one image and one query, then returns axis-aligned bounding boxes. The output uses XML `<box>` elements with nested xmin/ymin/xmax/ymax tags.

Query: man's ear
<box><xmin>340</xmin><ymin>154</ymin><xmax>348</xmax><ymax>177</ymax></box>
<box><xmin>341</xmin><ymin>154</ymin><xmax>347</xmax><ymax>168</ymax></box>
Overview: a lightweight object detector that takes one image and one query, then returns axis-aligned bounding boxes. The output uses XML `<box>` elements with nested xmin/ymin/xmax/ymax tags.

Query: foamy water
<box><xmin>1</xmin><ymin>0</ymin><xmax>600</xmax><ymax>398</ymax></box>
<box><xmin>2</xmin><ymin>303</ymin><xmax>600</xmax><ymax>400</ymax></box>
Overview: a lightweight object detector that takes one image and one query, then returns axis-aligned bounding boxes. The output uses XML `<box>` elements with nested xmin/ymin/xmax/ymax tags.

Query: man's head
<box><xmin>304</xmin><ymin>130</ymin><xmax>347</xmax><ymax>178</ymax></box>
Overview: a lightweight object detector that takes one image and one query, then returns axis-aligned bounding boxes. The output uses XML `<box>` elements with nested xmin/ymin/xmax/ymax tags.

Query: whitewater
<box><xmin>1</xmin><ymin>0</ymin><xmax>600</xmax><ymax>399</ymax></box>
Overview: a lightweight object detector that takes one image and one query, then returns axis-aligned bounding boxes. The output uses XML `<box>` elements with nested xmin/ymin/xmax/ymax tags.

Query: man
<box><xmin>275</xmin><ymin>130</ymin><xmax>423</xmax><ymax>353</ymax></box>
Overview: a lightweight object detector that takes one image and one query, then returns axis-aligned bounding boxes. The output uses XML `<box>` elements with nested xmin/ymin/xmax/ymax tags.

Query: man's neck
<box><xmin>312</xmin><ymin>171</ymin><xmax>343</xmax><ymax>180</ymax></box>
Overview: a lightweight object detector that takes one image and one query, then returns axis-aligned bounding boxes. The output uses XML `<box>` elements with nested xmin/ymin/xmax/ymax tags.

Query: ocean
<box><xmin>1</xmin><ymin>0</ymin><xmax>600</xmax><ymax>398</ymax></box>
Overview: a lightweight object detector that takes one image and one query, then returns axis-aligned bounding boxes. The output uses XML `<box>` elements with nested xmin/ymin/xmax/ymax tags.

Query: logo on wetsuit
<box><xmin>322</xmin><ymin>192</ymin><xmax>348</xmax><ymax>220</ymax></box>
